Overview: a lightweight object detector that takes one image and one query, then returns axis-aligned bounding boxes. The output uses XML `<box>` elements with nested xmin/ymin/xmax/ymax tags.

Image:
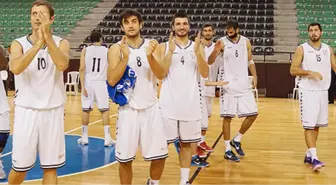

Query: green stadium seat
<box><xmin>0</xmin><ymin>0</ymin><xmax>102</xmax><ymax>47</ymax></box>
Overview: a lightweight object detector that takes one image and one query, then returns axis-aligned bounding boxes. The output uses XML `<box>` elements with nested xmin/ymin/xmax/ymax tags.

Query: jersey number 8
<box><xmin>136</xmin><ymin>56</ymin><xmax>142</xmax><ymax>67</ymax></box>
<box><xmin>37</xmin><ymin>58</ymin><xmax>46</xmax><ymax>70</ymax></box>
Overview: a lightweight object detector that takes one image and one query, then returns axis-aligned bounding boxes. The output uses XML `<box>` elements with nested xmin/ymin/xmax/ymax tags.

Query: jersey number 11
<box><xmin>92</xmin><ymin>58</ymin><xmax>101</xmax><ymax>72</ymax></box>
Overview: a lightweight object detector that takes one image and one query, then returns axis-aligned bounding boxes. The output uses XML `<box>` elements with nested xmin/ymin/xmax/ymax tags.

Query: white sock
<box><xmin>309</xmin><ymin>148</ymin><xmax>318</xmax><ymax>160</ymax></box>
<box><xmin>104</xmin><ymin>125</ymin><xmax>111</xmax><ymax>139</ymax></box>
<box><xmin>150</xmin><ymin>178</ymin><xmax>159</xmax><ymax>185</ymax></box>
<box><xmin>233</xmin><ymin>132</ymin><xmax>243</xmax><ymax>142</ymax></box>
<box><xmin>306</xmin><ymin>149</ymin><xmax>311</xmax><ymax>157</ymax></box>
<box><xmin>180</xmin><ymin>168</ymin><xmax>190</xmax><ymax>184</ymax></box>
<box><xmin>201</xmin><ymin>135</ymin><xmax>205</xmax><ymax>143</ymax></box>
<box><xmin>82</xmin><ymin>125</ymin><xmax>88</xmax><ymax>138</ymax></box>
<box><xmin>224</xmin><ymin>140</ymin><xmax>231</xmax><ymax>152</ymax></box>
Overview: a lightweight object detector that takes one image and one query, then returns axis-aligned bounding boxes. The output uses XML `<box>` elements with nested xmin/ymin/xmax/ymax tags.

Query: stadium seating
<box><xmin>296</xmin><ymin>0</ymin><xmax>336</xmax><ymax>47</ymax></box>
<box><xmin>84</xmin><ymin>0</ymin><xmax>275</xmax><ymax>55</ymax></box>
<box><xmin>0</xmin><ymin>0</ymin><xmax>101</xmax><ymax>48</ymax></box>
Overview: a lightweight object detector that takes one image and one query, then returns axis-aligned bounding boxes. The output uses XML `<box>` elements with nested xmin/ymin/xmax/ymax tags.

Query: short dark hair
<box><xmin>90</xmin><ymin>31</ymin><xmax>102</xmax><ymax>43</ymax></box>
<box><xmin>31</xmin><ymin>0</ymin><xmax>55</xmax><ymax>18</ymax></box>
<box><xmin>119</xmin><ymin>9</ymin><xmax>142</xmax><ymax>26</ymax></box>
<box><xmin>171</xmin><ymin>12</ymin><xmax>190</xmax><ymax>26</ymax></box>
<box><xmin>308</xmin><ymin>22</ymin><xmax>322</xmax><ymax>32</ymax></box>
<box><xmin>225</xmin><ymin>20</ymin><xmax>239</xmax><ymax>30</ymax></box>
<box><xmin>202</xmin><ymin>23</ymin><xmax>214</xmax><ymax>31</ymax></box>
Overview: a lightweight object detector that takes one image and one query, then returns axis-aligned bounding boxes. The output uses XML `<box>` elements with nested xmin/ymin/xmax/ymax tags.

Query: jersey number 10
<box><xmin>37</xmin><ymin>58</ymin><xmax>46</xmax><ymax>70</ymax></box>
<box><xmin>92</xmin><ymin>58</ymin><xmax>101</xmax><ymax>72</ymax></box>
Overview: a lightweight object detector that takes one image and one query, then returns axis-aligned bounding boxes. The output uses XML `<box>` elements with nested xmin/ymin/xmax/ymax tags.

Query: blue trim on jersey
<box><xmin>0</xmin><ymin>135</ymin><xmax>117</xmax><ymax>183</ymax></box>
<box><xmin>107</xmin><ymin>65</ymin><xmax>137</xmax><ymax>106</ymax></box>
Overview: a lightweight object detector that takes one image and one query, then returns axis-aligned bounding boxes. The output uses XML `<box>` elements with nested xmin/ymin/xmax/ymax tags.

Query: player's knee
<box><xmin>43</xmin><ymin>168</ymin><xmax>57</xmax><ymax>176</ymax></box>
<box><xmin>179</xmin><ymin>142</ymin><xmax>191</xmax><ymax>148</ymax></box>
<box><xmin>223</xmin><ymin>117</ymin><xmax>232</xmax><ymax>122</ymax></box>
<box><xmin>119</xmin><ymin>161</ymin><xmax>132</xmax><ymax>169</ymax></box>
<box><xmin>247</xmin><ymin>114</ymin><xmax>258</xmax><ymax>121</ymax></box>
<box><xmin>0</xmin><ymin>132</ymin><xmax>9</xmax><ymax>148</ymax></box>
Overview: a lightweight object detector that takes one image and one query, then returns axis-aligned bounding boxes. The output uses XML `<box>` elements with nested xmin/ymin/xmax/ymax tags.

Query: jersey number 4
<box><xmin>92</xmin><ymin>58</ymin><xmax>101</xmax><ymax>72</ymax></box>
<box><xmin>37</xmin><ymin>58</ymin><xmax>46</xmax><ymax>70</ymax></box>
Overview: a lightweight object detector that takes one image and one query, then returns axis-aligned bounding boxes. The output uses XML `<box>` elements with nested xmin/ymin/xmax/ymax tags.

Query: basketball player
<box><xmin>7</xmin><ymin>0</ymin><xmax>69</xmax><ymax>184</ymax></box>
<box><xmin>290</xmin><ymin>23</ymin><xmax>336</xmax><ymax>171</ymax></box>
<box><xmin>78</xmin><ymin>31</ymin><xmax>114</xmax><ymax>147</ymax></box>
<box><xmin>198</xmin><ymin>23</ymin><xmax>220</xmax><ymax>154</ymax></box>
<box><xmin>208</xmin><ymin>20</ymin><xmax>258</xmax><ymax>162</ymax></box>
<box><xmin>107</xmin><ymin>9</ymin><xmax>168</xmax><ymax>185</ymax></box>
<box><xmin>0</xmin><ymin>46</ymin><xmax>10</xmax><ymax>179</ymax></box>
<box><xmin>158</xmin><ymin>12</ymin><xmax>209</xmax><ymax>185</ymax></box>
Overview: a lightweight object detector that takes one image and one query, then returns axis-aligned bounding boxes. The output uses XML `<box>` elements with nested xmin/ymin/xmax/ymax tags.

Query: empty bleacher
<box><xmin>296</xmin><ymin>0</ymin><xmax>336</xmax><ymax>47</ymax></box>
<box><xmin>0</xmin><ymin>0</ymin><xmax>101</xmax><ymax>48</ymax></box>
<box><xmin>83</xmin><ymin>0</ymin><xmax>276</xmax><ymax>56</ymax></box>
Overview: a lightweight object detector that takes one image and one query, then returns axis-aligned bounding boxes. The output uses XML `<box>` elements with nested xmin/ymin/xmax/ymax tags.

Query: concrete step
<box><xmin>274</xmin><ymin>37</ymin><xmax>299</xmax><ymax>42</ymax></box>
<box><xmin>275</xmin><ymin>16</ymin><xmax>297</xmax><ymax>23</ymax></box>
<box><xmin>276</xmin><ymin>0</ymin><xmax>295</xmax><ymax>3</ymax></box>
<box><xmin>275</xmin><ymin>10</ymin><xmax>296</xmax><ymax>16</ymax></box>
<box><xmin>275</xmin><ymin>4</ymin><xmax>296</xmax><ymax>10</ymax></box>
<box><xmin>275</xmin><ymin>25</ymin><xmax>297</xmax><ymax>30</ymax></box>
<box><xmin>274</xmin><ymin>46</ymin><xmax>298</xmax><ymax>52</ymax></box>
<box><xmin>276</xmin><ymin>41</ymin><xmax>298</xmax><ymax>46</ymax></box>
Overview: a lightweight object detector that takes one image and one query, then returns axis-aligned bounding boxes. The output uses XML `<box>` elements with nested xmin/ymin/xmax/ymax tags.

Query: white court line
<box><xmin>0</xmin><ymin>134</ymin><xmax>119</xmax><ymax>184</ymax></box>
<box><xmin>0</xmin><ymin>114</ymin><xmax>118</xmax><ymax>158</ymax></box>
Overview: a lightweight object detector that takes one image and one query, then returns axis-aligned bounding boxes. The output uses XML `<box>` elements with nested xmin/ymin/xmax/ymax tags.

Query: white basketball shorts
<box><xmin>220</xmin><ymin>91</ymin><xmax>258</xmax><ymax>118</ymax></box>
<box><xmin>82</xmin><ymin>81</ymin><xmax>109</xmax><ymax>112</ymax></box>
<box><xmin>163</xmin><ymin>116</ymin><xmax>202</xmax><ymax>144</ymax></box>
<box><xmin>115</xmin><ymin>102</ymin><xmax>168</xmax><ymax>163</ymax></box>
<box><xmin>11</xmin><ymin>105</ymin><xmax>65</xmax><ymax>172</ymax></box>
<box><xmin>205</xmin><ymin>96</ymin><xmax>214</xmax><ymax>117</ymax></box>
<box><xmin>0</xmin><ymin>111</ymin><xmax>10</xmax><ymax>133</ymax></box>
<box><xmin>299</xmin><ymin>89</ymin><xmax>328</xmax><ymax>129</ymax></box>
<box><xmin>201</xmin><ymin>96</ymin><xmax>208</xmax><ymax>131</ymax></box>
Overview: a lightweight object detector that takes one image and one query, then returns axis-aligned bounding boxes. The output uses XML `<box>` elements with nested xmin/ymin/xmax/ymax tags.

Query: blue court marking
<box><xmin>0</xmin><ymin>134</ymin><xmax>117</xmax><ymax>183</ymax></box>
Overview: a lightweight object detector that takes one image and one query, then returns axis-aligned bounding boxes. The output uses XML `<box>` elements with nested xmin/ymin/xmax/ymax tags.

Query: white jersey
<box><xmin>218</xmin><ymin>35</ymin><xmax>249</xmax><ymax>96</ymax></box>
<box><xmin>160</xmin><ymin>40</ymin><xmax>202</xmax><ymax>121</ymax></box>
<box><xmin>204</xmin><ymin>42</ymin><xmax>221</xmax><ymax>97</ymax></box>
<box><xmin>84</xmin><ymin>45</ymin><xmax>108</xmax><ymax>81</ymax></box>
<box><xmin>13</xmin><ymin>35</ymin><xmax>66</xmax><ymax>109</ymax></box>
<box><xmin>0</xmin><ymin>81</ymin><xmax>9</xmax><ymax>113</ymax></box>
<box><xmin>298</xmin><ymin>42</ymin><xmax>331</xmax><ymax>91</ymax></box>
<box><xmin>119</xmin><ymin>39</ymin><xmax>157</xmax><ymax>110</ymax></box>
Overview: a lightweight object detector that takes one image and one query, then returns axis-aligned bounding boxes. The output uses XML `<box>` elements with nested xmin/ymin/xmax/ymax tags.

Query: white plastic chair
<box><xmin>65</xmin><ymin>71</ymin><xmax>80</xmax><ymax>95</ymax></box>
<box><xmin>0</xmin><ymin>70</ymin><xmax>8</xmax><ymax>80</ymax></box>
<box><xmin>292</xmin><ymin>77</ymin><xmax>299</xmax><ymax>99</ymax></box>
<box><xmin>248</xmin><ymin>76</ymin><xmax>258</xmax><ymax>104</ymax></box>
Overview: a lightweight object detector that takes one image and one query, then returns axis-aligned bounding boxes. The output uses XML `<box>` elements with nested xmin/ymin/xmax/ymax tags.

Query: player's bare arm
<box><xmin>79</xmin><ymin>48</ymin><xmax>88</xmax><ymax>97</ymax></box>
<box><xmin>146</xmin><ymin>39</ymin><xmax>165</xmax><ymax>80</ymax></box>
<box><xmin>39</xmin><ymin>11</ymin><xmax>69</xmax><ymax>71</ymax></box>
<box><xmin>205</xmin><ymin>80</ymin><xmax>229</xmax><ymax>86</ymax></box>
<box><xmin>247</xmin><ymin>40</ymin><xmax>258</xmax><ymax>88</ymax></box>
<box><xmin>9</xmin><ymin>33</ymin><xmax>44</xmax><ymax>75</ymax></box>
<box><xmin>195</xmin><ymin>32</ymin><xmax>209</xmax><ymax>78</ymax></box>
<box><xmin>160</xmin><ymin>31</ymin><xmax>175</xmax><ymax>78</ymax></box>
<box><xmin>107</xmin><ymin>36</ymin><xmax>129</xmax><ymax>86</ymax></box>
<box><xmin>0</xmin><ymin>46</ymin><xmax>7</xmax><ymax>71</ymax></box>
<box><xmin>208</xmin><ymin>39</ymin><xmax>224</xmax><ymax>65</ymax></box>
<box><xmin>329</xmin><ymin>47</ymin><xmax>336</xmax><ymax>72</ymax></box>
<box><xmin>290</xmin><ymin>46</ymin><xmax>322</xmax><ymax>80</ymax></box>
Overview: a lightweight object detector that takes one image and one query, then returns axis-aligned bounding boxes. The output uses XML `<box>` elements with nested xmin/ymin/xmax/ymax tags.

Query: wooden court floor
<box><xmin>5</xmin><ymin>92</ymin><xmax>336</xmax><ymax>184</ymax></box>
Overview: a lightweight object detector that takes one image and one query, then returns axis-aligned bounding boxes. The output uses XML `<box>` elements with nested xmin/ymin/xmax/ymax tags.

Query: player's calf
<box><xmin>8</xmin><ymin>170</ymin><xmax>27</xmax><ymax>185</ymax></box>
<box><xmin>42</xmin><ymin>168</ymin><xmax>57</xmax><ymax>184</ymax></box>
<box><xmin>119</xmin><ymin>161</ymin><xmax>133</xmax><ymax>184</ymax></box>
